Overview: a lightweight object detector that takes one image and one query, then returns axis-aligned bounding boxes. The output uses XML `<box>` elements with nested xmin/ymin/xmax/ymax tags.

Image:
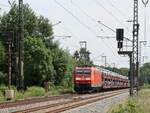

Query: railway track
<box><xmin>0</xmin><ymin>94</ymin><xmax>77</xmax><ymax>109</ymax></box>
<box><xmin>9</xmin><ymin>89</ymin><xmax>128</xmax><ymax>113</ymax></box>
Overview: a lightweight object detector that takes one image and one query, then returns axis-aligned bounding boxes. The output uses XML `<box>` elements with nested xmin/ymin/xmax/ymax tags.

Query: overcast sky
<box><xmin>0</xmin><ymin>0</ymin><xmax>150</xmax><ymax>68</ymax></box>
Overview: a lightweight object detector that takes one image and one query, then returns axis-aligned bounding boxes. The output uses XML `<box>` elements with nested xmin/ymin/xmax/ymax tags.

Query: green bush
<box><xmin>111</xmin><ymin>99</ymin><xmax>144</xmax><ymax>113</ymax></box>
<box><xmin>0</xmin><ymin>84</ymin><xmax>8</xmax><ymax>91</ymax></box>
<box><xmin>142</xmin><ymin>84</ymin><xmax>150</xmax><ymax>89</ymax></box>
<box><xmin>24</xmin><ymin>86</ymin><xmax>45</xmax><ymax>98</ymax></box>
<box><xmin>0</xmin><ymin>91</ymin><xmax>5</xmax><ymax>102</ymax></box>
<box><xmin>45</xmin><ymin>85</ymin><xmax>60</xmax><ymax>96</ymax></box>
<box><xmin>15</xmin><ymin>91</ymin><xmax>25</xmax><ymax>100</ymax></box>
<box><xmin>0</xmin><ymin>72</ymin><xmax>5</xmax><ymax>84</ymax></box>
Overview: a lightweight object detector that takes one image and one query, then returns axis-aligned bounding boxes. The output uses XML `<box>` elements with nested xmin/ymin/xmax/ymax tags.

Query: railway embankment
<box><xmin>0</xmin><ymin>89</ymin><xmax>128</xmax><ymax>113</ymax></box>
<box><xmin>62</xmin><ymin>91</ymin><xmax>129</xmax><ymax>113</ymax></box>
<box><xmin>110</xmin><ymin>87</ymin><xmax>150</xmax><ymax>113</ymax></box>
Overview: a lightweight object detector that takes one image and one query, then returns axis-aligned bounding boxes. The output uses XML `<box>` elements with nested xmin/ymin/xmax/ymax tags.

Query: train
<box><xmin>74</xmin><ymin>66</ymin><xmax>129</xmax><ymax>93</ymax></box>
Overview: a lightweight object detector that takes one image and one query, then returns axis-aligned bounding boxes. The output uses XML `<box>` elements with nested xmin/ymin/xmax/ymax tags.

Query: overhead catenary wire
<box><xmin>70</xmin><ymin>1</ymin><xmax>127</xmax><ymax>63</ymax></box>
<box><xmin>142</xmin><ymin>0</ymin><xmax>149</xmax><ymax>7</ymax></box>
<box><xmin>70</xmin><ymin>1</ymin><xmax>104</xmax><ymax>32</ymax></box>
<box><xmin>54</xmin><ymin>0</ymin><xmax>126</xmax><ymax>64</ymax></box>
<box><xmin>54</xmin><ymin>0</ymin><xmax>97</xmax><ymax>35</ymax></box>
<box><xmin>104</xmin><ymin>0</ymin><xmax>133</xmax><ymax>37</ymax></box>
<box><xmin>106</xmin><ymin>0</ymin><xmax>127</xmax><ymax>19</ymax></box>
<box><xmin>68</xmin><ymin>1</ymin><xmax>122</xmax><ymax>58</ymax></box>
<box><xmin>97</xmin><ymin>21</ymin><xmax>132</xmax><ymax>42</ymax></box>
<box><xmin>94</xmin><ymin>0</ymin><xmax>129</xmax><ymax>32</ymax></box>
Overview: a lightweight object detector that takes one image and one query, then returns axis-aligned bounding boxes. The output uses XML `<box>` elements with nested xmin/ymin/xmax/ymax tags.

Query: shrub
<box><xmin>24</xmin><ymin>86</ymin><xmax>45</xmax><ymax>98</ymax></box>
<box><xmin>0</xmin><ymin>72</ymin><xmax>5</xmax><ymax>84</ymax></box>
<box><xmin>142</xmin><ymin>84</ymin><xmax>150</xmax><ymax>89</ymax></box>
<box><xmin>0</xmin><ymin>84</ymin><xmax>8</xmax><ymax>91</ymax></box>
<box><xmin>15</xmin><ymin>91</ymin><xmax>25</xmax><ymax>100</ymax></box>
<box><xmin>45</xmin><ymin>85</ymin><xmax>60</xmax><ymax>96</ymax></box>
<box><xmin>111</xmin><ymin>98</ymin><xmax>144</xmax><ymax>113</ymax></box>
<box><xmin>0</xmin><ymin>91</ymin><xmax>5</xmax><ymax>102</ymax></box>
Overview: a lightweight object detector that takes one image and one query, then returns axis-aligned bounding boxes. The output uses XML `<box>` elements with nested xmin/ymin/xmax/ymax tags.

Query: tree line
<box><xmin>0</xmin><ymin>3</ymin><xmax>77</xmax><ymax>87</ymax></box>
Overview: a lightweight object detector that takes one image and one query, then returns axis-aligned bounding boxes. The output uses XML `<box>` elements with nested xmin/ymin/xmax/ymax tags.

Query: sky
<box><xmin>0</xmin><ymin>0</ymin><xmax>150</xmax><ymax>68</ymax></box>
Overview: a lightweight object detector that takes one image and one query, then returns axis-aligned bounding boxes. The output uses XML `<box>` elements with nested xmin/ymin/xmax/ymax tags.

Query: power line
<box><xmin>71</xmin><ymin>2</ymin><xmax>95</xmax><ymax>22</ymax></box>
<box><xmin>106</xmin><ymin>0</ymin><xmax>127</xmax><ymax>18</ymax></box>
<box><xmin>54</xmin><ymin>0</ymin><xmax>123</xmax><ymax>62</ymax></box>
<box><xmin>94</xmin><ymin>0</ymin><xmax>129</xmax><ymax>31</ymax></box>
<box><xmin>67</xmin><ymin>1</ymin><xmax>122</xmax><ymax>59</ymax></box>
<box><xmin>54</xmin><ymin>0</ymin><xmax>96</xmax><ymax>35</ymax></box>
<box><xmin>70</xmin><ymin>1</ymin><xmax>104</xmax><ymax>32</ymax></box>
<box><xmin>59</xmin><ymin>24</ymin><xmax>81</xmax><ymax>41</ymax></box>
<box><xmin>97</xmin><ymin>21</ymin><xmax>132</xmax><ymax>42</ymax></box>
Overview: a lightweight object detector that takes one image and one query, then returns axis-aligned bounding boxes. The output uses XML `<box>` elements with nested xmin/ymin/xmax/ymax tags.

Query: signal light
<box><xmin>116</xmin><ymin>29</ymin><xmax>124</xmax><ymax>41</ymax></box>
<box><xmin>117</xmin><ymin>42</ymin><xmax>123</xmax><ymax>49</ymax></box>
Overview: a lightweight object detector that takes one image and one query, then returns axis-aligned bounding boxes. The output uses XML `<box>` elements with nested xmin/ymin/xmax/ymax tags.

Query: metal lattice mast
<box><xmin>18</xmin><ymin>0</ymin><xmax>24</xmax><ymax>89</ymax></box>
<box><xmin>132</xmin><ymin>0</ymin><xmax>139</xmax><ymax>91</ymax></box>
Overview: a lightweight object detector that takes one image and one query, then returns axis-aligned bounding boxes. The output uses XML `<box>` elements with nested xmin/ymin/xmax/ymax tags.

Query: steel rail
<box><xmin>0</xmin><ymin>94</ymin><xmax>77</xmax><ymax>109</ymax></box>
<box><xmin>12</xmin><ymin>89</ymin><xmax>128</xmax><ymax>113</ymax></box>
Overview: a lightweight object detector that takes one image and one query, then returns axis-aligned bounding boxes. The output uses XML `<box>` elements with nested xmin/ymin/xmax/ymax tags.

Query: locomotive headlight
<box><xmin>85</xmin><ymin>77</ymin><xmax>91</xmax><ymax>80</ymax></box>
<box><xmin>75</xmin><ymin>77</ymin><xmax>81</xmax><ymax>80</ymax></box>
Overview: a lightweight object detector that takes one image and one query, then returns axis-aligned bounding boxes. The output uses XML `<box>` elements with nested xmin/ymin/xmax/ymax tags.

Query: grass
<box><xmin>110</xmin><ymin>85</ymin><xmax>150</xmax><ymax>113</ymax></box>
<box><xmin>24</xmin><ymin>86</ymin><xmax>45</xmax><ymax>98</ymax></box>
<box><xmin>142</xmin><ymin>83</ymin><xmax>150</xmax><ymax>89</ymax></box>
<box><xmin>0</xmin><ymin>91</ymin><xmax>5</xmax><ymax>102</ymax></box>
<box><xmin>111</xmin><ymin>98</ymin><xmax>144</xmax><ymax>113</ymax></box>
<box><xmin>0</xmin><ymin>84</ymin><xmax>74</xmax><ymax>103</ymax></box>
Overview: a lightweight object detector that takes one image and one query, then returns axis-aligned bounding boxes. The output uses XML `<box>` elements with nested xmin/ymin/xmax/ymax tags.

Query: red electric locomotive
<box><xmin>74</xmin><ymin>66</ymin><xmax>129</xmax><ymax>92</ymax></box>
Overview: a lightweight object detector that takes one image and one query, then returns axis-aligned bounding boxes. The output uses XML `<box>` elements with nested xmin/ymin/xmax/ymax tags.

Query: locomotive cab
<box><xmin>74</xmin><ymin>67</ymin><xmax>92</xmax><ymax>92</ymax></box>
<box><xmin>74</xmin><ymin>67</ymin><xmax>102</xmax><ymax>92</ymax></box>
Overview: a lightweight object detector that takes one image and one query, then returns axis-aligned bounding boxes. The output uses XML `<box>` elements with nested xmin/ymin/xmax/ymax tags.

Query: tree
<box><xmin>52</xmin><ymin>46</ymin><xmax>75</xmax><ymax>85</ymax></box>
<box><xmin>0</xmin><ymin>3</ymin><xmax>54</xmax><ymax>86</ymax></box>
<box><xmin>73</xmin><ymin>48</ymin><xmax>93</xmax><ymax>67</ymax></box>
<box><xmin>0</xmin><ymin>40</ymin><xmax>5</xmax><ymax>72</ymax></box>
<box><xmin>0</xmin><ymin>3</ymin><xmax>76</xmax><ymax>88</ymax></box>
<box><xmin>0</xmin><ymin>4</ymin><xmax>53</xmax><ymax>39</ymax></box>
<box><xmin>24</xmin><ymin>37</ymin><xmax>54</xmax><ymax>86</ymax></box>
<box><xmin>140</xmin><ymin>62</ymin><xmax>150</xmax><ymax>84</ymax></box>
<box><xmin>0</xmin><ymin>39</ymin><xmax>5</xmax><ymax>84</ymax></box>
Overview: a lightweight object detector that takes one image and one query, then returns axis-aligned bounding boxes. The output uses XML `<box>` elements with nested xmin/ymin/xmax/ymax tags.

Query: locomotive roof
<box><xmin>75</xmin><ymin>66</ymin><xmax>128</xmax><ymax>80</ymax></box>
<box><xmin>95</xmin><ymin>66</ymin><xmax>128</xmax><ymax>79</ymax></box>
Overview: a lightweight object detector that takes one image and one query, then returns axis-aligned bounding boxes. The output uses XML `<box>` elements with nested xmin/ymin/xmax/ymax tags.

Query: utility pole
<box><xmin>142</xmin><ymin>56</ymin><xmax>148</xmax><ymax>65</ymax></box>
<box><xmin>5</xmin><ymin>31</ymin><xmax>13</xmax><ymax>89</ymax></box>
<box><xmin>18</xmin><ymin>0</ymin><xmax>24</xmax><ymax>89</ymax></box>
<box><xmin>102</xmin><ymin>56</ymin><xmax>107</xmax><ymax>68</ymax></box>
<box><xmin>116</xmin><ymin>28</ymin><xmax>134</xmax><ymax>96</ymax></box>
<box><xmin>142</xmin><ymin>0</ymin><xmax>149</xmax><ymax>43</ymax></box>
<box><xmin>111</xmin><ymin>63</ymin><xmax>115</xmax><ymax>68</ymax></box>
<box><xmin>139</xmin><ymin>41</ymin><xmax>147</xmax><ymax>66</ymax></box>
<box><xmin>118</xmin><ymin>51</ymin><xmax>134</xmax><ymax>96</ymax></box>
<box><xmin>78</xmin><ymin>41</ymin><xmax>91</xmax><ymax>66</ymax></box>
<box><xmin>132</xmin><ymin>0</ymin><xmax>139</xmax><ymax>93</ymax></box>
<box><xmin>79</xmin><ymin>41</ymin><xmax>87</xmax><ymax>49</ymax></box>
<box><xmin>139</xmin><ymin>41</ymin><xmax>146</xmax><ymax>87</ymax></box>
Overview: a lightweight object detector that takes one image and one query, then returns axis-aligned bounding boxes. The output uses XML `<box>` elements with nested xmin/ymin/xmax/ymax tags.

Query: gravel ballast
<box><xmin>62</xmin><ymin>92</ymin><xmax>129</xmax><ymax>113</ymax></box>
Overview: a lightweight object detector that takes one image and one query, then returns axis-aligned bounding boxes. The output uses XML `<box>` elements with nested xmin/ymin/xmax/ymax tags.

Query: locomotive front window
<box><xmin>75</xmin><ymin>69</ymin><xmax>91</xmax><ymax>75</ymax></box>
